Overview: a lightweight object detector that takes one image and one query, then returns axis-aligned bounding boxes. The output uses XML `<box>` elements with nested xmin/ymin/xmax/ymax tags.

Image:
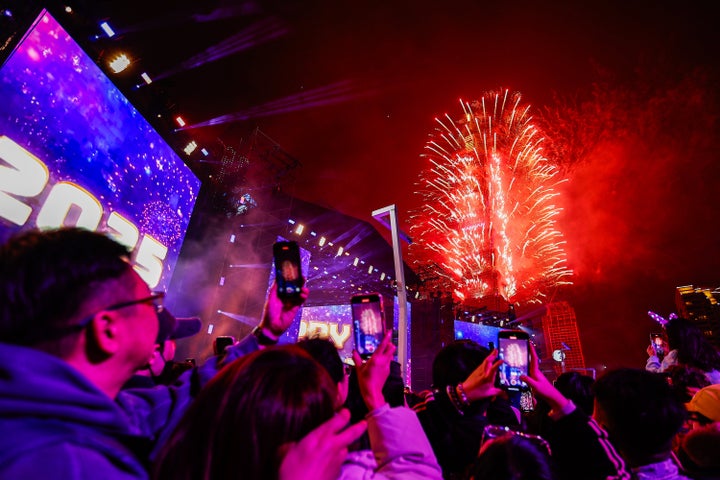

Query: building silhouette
<box><xmin>675</xmin><ymin>285</ymin><xmax>720</xmax><ymax>348</ymax></box>
<box><xmin>528</xmin><ymin>301</ymin><xmax>589</xmax><ymax>379</ymax></box>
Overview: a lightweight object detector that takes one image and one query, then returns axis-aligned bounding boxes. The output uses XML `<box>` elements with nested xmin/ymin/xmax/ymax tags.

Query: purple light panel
<box><xmin>0</xmin><ymin>11</ymin><xmax>201</xmax><ymax>290</ymax></box>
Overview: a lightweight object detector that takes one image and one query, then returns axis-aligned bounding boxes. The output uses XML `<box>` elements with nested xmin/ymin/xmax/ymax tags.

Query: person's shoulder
<box><xmin>664</xmin><ymin>349</ymin><xmax>680</xmax><ymax>363</ymax></box>
<box><xmin>0</xmin><ymin>436</ymin><xmax>147</xmax><ymax>479</ymax></box>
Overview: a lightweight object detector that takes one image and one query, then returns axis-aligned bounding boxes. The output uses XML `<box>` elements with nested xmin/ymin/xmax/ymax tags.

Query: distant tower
<box><xmin>528</xmin><ymin>301</ymin><xmax>587</xmax><ymax>378</ymax></box>
<box><xmin>675</xmin><ymin>285</ymin><xmax>720</xmax><ymax>348</ymax></box>
<box><xmin>409</xmin><ymin>90</ymin><xmax>572</xmax><ymax>308</ymax></box>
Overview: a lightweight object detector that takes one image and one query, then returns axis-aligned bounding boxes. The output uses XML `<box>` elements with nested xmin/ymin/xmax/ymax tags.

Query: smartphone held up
<box><xmin>650</xmin><ymin>332</ymin><xmax>666</xmax><ymax>360</ymax></box>
<box><xmin>213</xmin><ymin>335</ymin><xmax>236</xmax><ymax>355</ymax></box>
<box><xmin>351</xmin><ymin>293</ymin><xmax>385</xmax><ymax>357</ymax></box>
<box><xmin>273</xmin><ymin>241</ymin><xmax>304</xmax><ymax>300</ymax></box>
<box><xmin>495</xmin><ymin>329</ymin><xmax>530</xmax><ymax>391</ymax></box>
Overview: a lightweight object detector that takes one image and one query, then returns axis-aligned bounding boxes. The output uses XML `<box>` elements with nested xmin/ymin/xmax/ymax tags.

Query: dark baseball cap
<box><xmin>156</xmin><ymin>308</ymin><xmax>202</xmax><ymax>343</ymax></box>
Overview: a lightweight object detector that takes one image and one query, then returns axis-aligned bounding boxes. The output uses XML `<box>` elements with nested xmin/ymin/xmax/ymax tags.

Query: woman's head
<box><xmin>154</xmin><ymin>345</ymin><xmax>337</xmax><ymax>480</ymax></box>
<box><xmin>553</xmin><ymin>371</ymin><xmax>595</xmax><ymax>416</ymax></box>
<box><xmin>665</xmin><ymin>317</ymin><xmax>720</xmax><ymax>371</ymax></box>
<box><xmin>470</xmin><ymin>434</ymin><xmax>554</xmax><ymax>480</ymax></box>
<box><xmin>432</xmin><ymin>339</ymin><xmax>490</xmax><ymax>388</ymax></box>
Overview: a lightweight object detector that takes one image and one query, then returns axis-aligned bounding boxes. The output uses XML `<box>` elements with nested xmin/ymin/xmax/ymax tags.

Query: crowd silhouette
<box><xmin>1</xmin><ymin>227</ymin><xmax>719</xmax><ymax>479</ymax></box>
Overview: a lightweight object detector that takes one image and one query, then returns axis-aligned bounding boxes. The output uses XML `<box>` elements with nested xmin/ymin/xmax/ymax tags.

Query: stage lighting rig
<box><xmin>108</xmin><ymin>53</ymin><xmax>130</xmax><ymax>73</ymax></box>
<box><xmin>99</xmin><ymin>21</ymin><xmax>115</xmax><ymax>38</ymax></box>
<box><xmin>183</xmin><ymin>141</ymin><xmax>197</xmax><ymax>155</ymax></box>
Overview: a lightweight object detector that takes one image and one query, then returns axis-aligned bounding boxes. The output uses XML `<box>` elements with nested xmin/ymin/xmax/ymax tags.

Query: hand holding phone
<box><xmin>458</xmin><ymin>348</ymin><xmax>503</xmax><ymax>402</ymax></box>
<box><xmin>521</xmin><ymin>342</ymin><xmax>571</xmax><ymax>413</ymax></box>
<box><xmin>213</xmin><ymin>335</ymin><xmax>236</xmax><ymax>355</ymax></box>
<box><xmin>351</xmin><ymin>293</ymin><xmax>385</xmax><ymax>358</ymax></box>
<box><xmin>650</xmin><ymin>333</ymin><xmax>666</xmax><ymax>360</ymax></box>
<box><xmin>495</xmin><ymin>329</ymin><xmax>530</xmax><ymax>392</ymax></box>
<box><xmin>352</xmin><ymin>330</ymin><xmax>395</xmax><ymax>411</ymax></box>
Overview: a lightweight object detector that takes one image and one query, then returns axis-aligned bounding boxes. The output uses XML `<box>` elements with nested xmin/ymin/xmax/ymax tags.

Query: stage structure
<box><xmin>205</xmin><ymin>128</ymin><xmax>301</xmax><ymax>219</ymax></box>
<box><xmin>0</xmin><ymin>6</ymin><xmax>420</xmax><ymax>377</ymax></box>
<box><xmin>0</xmin><ymin>9</ymin><xmax>201</xmax><ymax>291</ymax></box>
<box><xmin>525</xmin><ymin>302</ymin><xmax>588</xmax><ymax>378</ymax></box>
<box><xmin>373</xmin><ymin>204</ymin><xmax>411</xmax><ymax>383</ymax></box>
<box><xmin>169</xmin><ymin>187</ymin><xmax>421</xmax><ymax>369</ymax></box>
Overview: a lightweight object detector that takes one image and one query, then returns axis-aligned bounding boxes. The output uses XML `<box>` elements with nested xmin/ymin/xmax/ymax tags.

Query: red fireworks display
<box><xmin>409</xmin><ymin>89</ymin><xmax>572</xmax><ymax>307</ymax></box>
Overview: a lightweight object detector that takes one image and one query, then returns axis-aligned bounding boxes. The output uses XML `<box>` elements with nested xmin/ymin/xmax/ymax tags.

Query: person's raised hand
<box><xmin>460</xmin><ymin>349</ymin><xmax>504</xmax><ymax>402</ymax></box>
<box><xmin>279</xmin><ymin>408</ymin><xmax>367</xmax><ymax>480</ymax></box>
<box><xmin>258</xmin><ymin>281</ymin><xmax>309</xmax><ymax>341</ymax></box>
<box><xmin>352</xmin><ymin>330</ymin><xmax>395</xmax><ymax>411</ymax></box>
<box><xmin>520</xmin><ymin>342</ymin><xmax>569</xmax><ymax>412</ymax></box>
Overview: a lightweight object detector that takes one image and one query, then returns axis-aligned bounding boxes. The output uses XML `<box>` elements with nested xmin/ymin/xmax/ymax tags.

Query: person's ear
<box><xmin>88</xmin><ymin>311</ymin><xmax>122</xmax><ymax>355</ymax></box>
<box><xmin>163</xmin><ymin>339</ymin><xmax>177</xmax><ymax>363</ymax></box>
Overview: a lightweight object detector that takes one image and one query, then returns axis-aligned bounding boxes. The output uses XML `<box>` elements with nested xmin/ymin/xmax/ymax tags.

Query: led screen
<box><xmin>454</xmin><ymin>321</ymin><xmax>501</xmax><ymax>350</ymax></box>
<box><xmin>0</xmin><ymin>11</ymin><xmax>200</xmax><ymax>290</ymax></box>
<box><xmin>285</xmin><ymin>296</ymin><xmax>405</xmax><ymax>368</ymax></box>
<box><xmin>295</xmin><ymin>304</ymin><xmax>354</xmax><ymax>363</ymax></box>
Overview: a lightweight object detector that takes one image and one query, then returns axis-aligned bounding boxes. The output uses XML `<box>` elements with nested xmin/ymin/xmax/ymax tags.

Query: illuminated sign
<box><xmin>0</xmin><ymin>135</ymin><xmax>168</xmax><ymax>287</ymax></box>
<box><xmin>0</xmin><ymin>11</ymin><xmax>200</xmax><ymax>290</ymax></box>
<box><xmin>298</xmin><ymin>319</ymin><xmax>352</xmax><ymax>350</ymax></box>
<box><xmin>288</xmin><ymin>304</ymin><xmax>355</xmax><ymax>361</ymax></box>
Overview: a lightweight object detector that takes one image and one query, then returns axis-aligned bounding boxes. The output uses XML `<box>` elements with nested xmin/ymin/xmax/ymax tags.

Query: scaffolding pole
<box><xmin>372</xmin><ymin>204</ymin><xmax>411</xmax><ymax>383</ymax></box>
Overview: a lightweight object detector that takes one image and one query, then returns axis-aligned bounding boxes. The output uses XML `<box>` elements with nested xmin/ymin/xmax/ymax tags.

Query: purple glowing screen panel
<box><xmin>455</xmin><ymin>321</ymin><xmax>502</xmax><ymax>351</ymax></box>
<box><xmin>267</xmin><ymin>238</ymin><xmax>353</xmax><ymax>352</ymax></box>
<box><xmin>0</xmin><ymin>11</ymin><xmax>200</xmax><ymax>290</ymax></box>
<box><xmin>293</xmin><ymin>304</ymin><xmax>355</xmax><ymax>363</ymax></box>
<box><xmin>280</xmin><ymin>297</ymin><xmax>406</xmax><ymax>367</ymax></box>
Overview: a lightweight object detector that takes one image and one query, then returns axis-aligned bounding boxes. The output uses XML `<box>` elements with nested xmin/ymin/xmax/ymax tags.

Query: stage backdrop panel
<box><xmin>0</xmin><ymin>10</ymin><xmax>200</xmax><ymax>290</ymax></box>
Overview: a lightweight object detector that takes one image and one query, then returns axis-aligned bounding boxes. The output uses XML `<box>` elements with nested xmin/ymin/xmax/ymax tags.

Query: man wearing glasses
<box><xmin>0</xmin><ymin>227</ymin><xmax>306</xmax><ymax>479</ymax></box>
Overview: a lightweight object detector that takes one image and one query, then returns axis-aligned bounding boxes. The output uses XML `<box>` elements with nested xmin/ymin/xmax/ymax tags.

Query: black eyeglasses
<box><xmin>38</xmin><ymin>292</ymin><xmax>165</xmax><ymax>341</ymax></box>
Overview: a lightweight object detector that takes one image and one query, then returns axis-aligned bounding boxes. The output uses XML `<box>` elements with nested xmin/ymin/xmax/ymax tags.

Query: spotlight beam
<box><xmin>178</xmin><ymin>80</ymin><xmax>378</xmax><ymax>130</ymax></box>
<box><xmin>217</xmin><ymin>310</ymin><xmax>256</xmax><ymax>326</ymax></box>
<box><xmin>152</xmin><ymin>18</ymin><xmax>288</xmax><ymax>82</ymax></box>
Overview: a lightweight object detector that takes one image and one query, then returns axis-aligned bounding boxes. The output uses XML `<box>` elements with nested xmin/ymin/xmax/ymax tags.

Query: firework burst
<box><xmin>409</xmin><ymin>89</ymin><xmax>572</xmax><ymax>306</ymax></box>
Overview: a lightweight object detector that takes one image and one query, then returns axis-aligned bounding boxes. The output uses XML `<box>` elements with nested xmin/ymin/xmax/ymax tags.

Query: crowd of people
<box><xmin>1</xmin><ymin>227</ymin><xmax>720</xmax><ymax>479</ymax></box>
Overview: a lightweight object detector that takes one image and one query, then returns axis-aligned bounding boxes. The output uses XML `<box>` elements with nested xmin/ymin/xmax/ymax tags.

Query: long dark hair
<box><xmin>666</xmin><ymin>317</ymin><xmax>720</xmax><ymax>372</ymax></box>
<box><xmin>469</xmin><ymin>435</ymin><xmax>555</xmax><ymax>480</ymax></box>
<box><xmin>154</xmin><ymin>345</ymin><xmax>337</xmax><ymax>480</ymax></box>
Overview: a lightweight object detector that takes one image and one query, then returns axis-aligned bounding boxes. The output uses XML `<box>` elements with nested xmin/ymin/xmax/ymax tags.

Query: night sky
<box><xmin>14</xmin><ymin>0</ymin><xmax>720</xmax><ymax>370</ymax></box>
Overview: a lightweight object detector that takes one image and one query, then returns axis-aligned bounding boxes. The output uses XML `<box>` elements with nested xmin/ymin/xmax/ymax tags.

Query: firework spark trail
<box><xmin>409</xmin><ymin>89</ymin><xmax>573</xmax><ymax>306</ymax></box>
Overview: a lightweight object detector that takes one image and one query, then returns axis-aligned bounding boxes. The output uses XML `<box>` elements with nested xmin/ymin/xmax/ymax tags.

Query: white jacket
<box><xmin>339</xmin><ymin>404</ymin><xmax>442</xmax><ymax>480</ymax></box>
